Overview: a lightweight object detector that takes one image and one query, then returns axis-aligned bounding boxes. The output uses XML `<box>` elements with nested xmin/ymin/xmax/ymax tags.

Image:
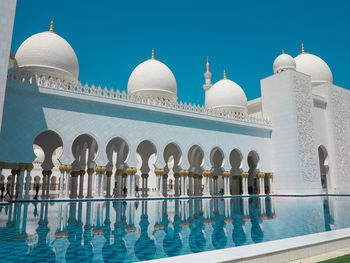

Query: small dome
<box><xmin>127</xmin><ymin>51</ymin><xmax>177</xmax><ymax>101</ymax></box>
<box><xmin>15</xmin><ymin>22</ymin><xmax>79</xmax><ymax>82</ymax></box>
<box><xmin>273</xmin><ymin>52</ymin><xmax>296</xmax><ymax>74</ymax></box>
<box><xmin>205</xmin><ymin>72</ymin><xmax>247</xmax><ymax>113</ymax></box>
<box><xmin>294</xmin><ymin>47</ymin><xmax>333</xmax><ymax>85</ymax></box>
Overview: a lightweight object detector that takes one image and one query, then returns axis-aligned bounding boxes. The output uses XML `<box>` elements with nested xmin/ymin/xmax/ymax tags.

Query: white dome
<box><xmin>15</xmin><ymin>31</ymin><xmax>79</xmax><ymax>82</ymax></box>
<box><xmin>127</xmin><ymin>57</ymin><xmax>177</xmax><ymax>101</ymax></box>
<box><xmin>294</xmin><ymin>53</ymin><xmax>333</xmax><ymax>85</ymax></box>
<box><xmin>205</xmin><ymin>76</ymin><xmax>247</xmax><ymax>113</ymax></box>
<box><xmin>273</xmin><ymin>53</ymin><xmax>296</xmax><ymax>74</ymax></box>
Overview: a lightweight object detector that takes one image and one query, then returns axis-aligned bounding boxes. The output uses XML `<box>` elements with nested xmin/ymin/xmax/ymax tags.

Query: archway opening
<box><xmin>230</xmin><ymin>149</ymin><xmax>243</xmax><ymax>195</ymax></box>
<box><xmin>188</xmin><ymin>145</ymin><xmax>204</xmax><ymax>196</ymax></box>
<box><xmin>210</xmin><ymin>147</ymin><xmax>224</xmax><ymax>195</ymax></box>
<box><xmin>163</xmin><ymin>143</ymin><xmax>181</xmax><ymax>196</ymax></box>
<box><xmin>33</xmin><ymin>130</ymin><xmax>63</xmax><ymax>197</ymax></box>
<box><xmin>137</xmin><ymin>140</ymin><xmax>157</xmax><ymax>197</ymax></box>
<box><xmin>247</xmin><ymin>151</ymin><xmax>260</xmax><ymax>195</ymax></box>
<box><xmin>318</xmin><ymin>145</ymin><xmax>329</xmax><ymax>193</ymax></box>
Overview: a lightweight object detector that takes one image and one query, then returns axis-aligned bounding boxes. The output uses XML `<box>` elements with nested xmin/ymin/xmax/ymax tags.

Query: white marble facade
<box><xmin>0</xmin><ymin>2</ymin><xmax>349</xmax><ymax>199</ymax></box>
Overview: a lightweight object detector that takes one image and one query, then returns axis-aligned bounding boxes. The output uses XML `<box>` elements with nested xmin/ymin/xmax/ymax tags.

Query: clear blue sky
<box><xmin>11</xmin><ymin>0</ymin><xmax>350</xmax><ymax>104</ymax></box>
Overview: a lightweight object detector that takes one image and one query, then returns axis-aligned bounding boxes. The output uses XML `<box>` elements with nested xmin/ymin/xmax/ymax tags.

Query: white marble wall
<box><xmin>0</xmin><ymin>0</ymin><xmax>16</xmax><ymax>134</ymax></box>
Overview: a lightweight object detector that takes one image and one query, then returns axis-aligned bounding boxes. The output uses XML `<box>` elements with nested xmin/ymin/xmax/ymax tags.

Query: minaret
<box><xmin>203</xmin><ymin>57</ymin><xmax>212</xmax><ymax>91</ymax></box>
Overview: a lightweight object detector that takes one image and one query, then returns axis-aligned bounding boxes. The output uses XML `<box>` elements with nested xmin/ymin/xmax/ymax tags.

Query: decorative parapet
<box><xmin>7</xmin><ymin>72</ymin><xmax>272</xmax><ymax>126</ymax></box>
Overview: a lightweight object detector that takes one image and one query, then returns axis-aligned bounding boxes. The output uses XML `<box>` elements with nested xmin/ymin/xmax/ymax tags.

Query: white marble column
<box><xmin>242</xmin><ymin>172</ymin><xmax>249</xmax><ymax>195</ymax></box>
<box><xmin>268</xmin><ymin>173</ymin><xmax>273</xmax><ymax>194</ymax></box>
<box><xmin>78</xmin><ymin>170</ymin><xmax>85</xmax><ymax>198</ymax></box>
<box><xmin>180</xmin><ymin>170</ymin><xmax>189</xmax><ymax>197</ymax></box>
<box><xmin>86</xmin><ymin>168</ymin><xmax>94</xmax><ymax>198</ymax></box>
<box><xmin>257</xmin><ymin>172</ymin><xmax>265</xmax><ymax>195</ymax></box>
<box><xmin>105</xmin><ymin>170</ymin><xmax>112</xmax><ymax>198</ymax></box>
<box><xmin>65</xmin><ymin>166</ymin><xmax>72</xmax><ymax>198</ymax></box>
<box><xmin>59</xmin><ymin>165</ymin><xmax>66</xmax><ymax>199</ymax></box>
<box><xmin>24</xmin><ymin>164</ymin><xmax>33</xmax><ymax>200</ymax></box>
<box><xmin>126</xmin><ymin>168</ymin><xmax>137</xmax><ymax>197</ymax></box>
<box><xmin>17</xmin><ymin>164</ymin><xmax>26</xmax><ymax>200</ymax></box>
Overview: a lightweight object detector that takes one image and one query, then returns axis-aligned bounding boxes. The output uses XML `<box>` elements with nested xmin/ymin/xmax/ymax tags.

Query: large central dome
<box><xmin>14</xmin><ymin>22</ymin><xmax>79</xmax><ymax>82</ymax></box>
<box><xmin>127</xmin><ymin>50</ymin><xmax>177</xmax><ymax>101</ymax></box>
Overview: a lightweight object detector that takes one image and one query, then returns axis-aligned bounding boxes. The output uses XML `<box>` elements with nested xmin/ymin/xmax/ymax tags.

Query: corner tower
<box><xmin>261</xmin><ymin>48</ymin><xmax>321</xmax><ymax>194</ymax></box>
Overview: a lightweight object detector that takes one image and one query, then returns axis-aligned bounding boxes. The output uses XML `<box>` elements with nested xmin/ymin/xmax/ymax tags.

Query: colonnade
<box><xmin>55</xmin><ymin>165</ymin><xmax>274</xmax><ymax>200</ymax></box>
<box><xmin>0</xmin><ymin>162</ymin><xmax>274</xmax><ymax>200</ymax></box>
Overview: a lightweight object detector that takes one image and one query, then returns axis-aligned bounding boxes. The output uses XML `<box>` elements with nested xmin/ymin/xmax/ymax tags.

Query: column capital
<box><xmin>115</xmin><ymin>169</ymin><xmax>123</xmax><ymax>176</ymax></box>
<box><xmin>95</xmin><ymin>166</ymin><xmax>106</xmax><ymax>174</ymax></box>
<box><xmin>179</xmin><ymin>169</ymin><xmax>189</xmax><ymax>177</ymax></box>
<box><xmin>141</xmin><ymin>173</ymin><xmax>149</xmax><ymax>179</ymax></box>
<box><xmin>79</xmin><ymin>170</ymin><xmax>86</xmax><ymax>176</ymax></box>
<box><xmin>212</xmin><ymin>175</ymin><xmax>218</xmax><ymax>180</ymax></box>
<box><xmin>268</xmin><ymin>172</ymin><xmax>274</xmax><ymax>178</ymax></box>
<box><xmin>188</xmin><ymin>172</ymin><xmax>194</xmax><ymax>178</ymax></box>
<box><xmin>66</xmin><ymin>165</ymin><xmax>72</xmax><ymax>174</ymax></box>
<box><xmin>19</xmin><ymin>163</ymin><xmax>27</xmax><ymax>171</ymax></box>
<box><xmin>59</xmin><ymin>165</ymin><xmax>66</xmax><ymax>173</ymax></box>
<box><xmin>163</xmin><ymin>174</ymin><xmax>168</xmax><ymax>179</ymax></box>
<box><xmin>202</xmin><ymin>170</ymin><xmax>212</xmax><ymax>177</ymax></box>
<box><xmin>126</xmin><ymin>167</ymin><xmax>137</xmax><ymax>175</ymax></box>
<box><xmin>257</xmin><ymin>172</ymin><xmax>265</xmax><ymax>178</ymax></box>
<box><xmin>222</xmin><ymin>171</ymin><xmax>231</xmax><ymax>177</ymax></box>
<box><xmin>87</xmin><ymin>168</ymin><xmax>95</xmax><ymax>176</ymax></box>
<box><xmin>106</xmin><ymin>171</ymin><xmax>113</xmax><ymax>177</ymax></box>
<box><xmin>174</xmin><ymin>173</ymin><xmax>180</xmax><ymax>178</ymax></box>
<box><xmin>154</xmin><ymin>168</ymin><xmax>164</xmax><ymax>176</ymax></box>
<box><xmin>42</xmin><ymin>170</ymin><xmax>48</xmax><ymax>176</ymax></box>
<box><xmin>25</xmin><ymin>164</ymin><xmax>34</xmax><ymax>172</ymax></box>
<box><xmin>241</xmin><ymin>172</ymin><xmax>249</xmax><ymax>178</ymax></box>
<box><xmin>71</xmin><ymin>171</ymin><xmax>80</xmax><ymax>177</ymax></box>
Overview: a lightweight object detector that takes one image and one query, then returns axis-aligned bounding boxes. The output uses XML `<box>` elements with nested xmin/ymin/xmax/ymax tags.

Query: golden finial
<box><xmin>223</xmin><ymin>69</ymin><xmax>227</xmax><ymax>79</ymax></box>
<box><xmin>151</xmin><ymin>49</ymin><xmax>154</xmax><ymax>59</ymax></box>
<box><xmin>282</xmin><ymin>49</ymin><xmax>284</xmax><ymax>54</ymax></box>
<box><xmin>301</xmin><ymin>42</ymin><xmax>305</xmax><ymax>54</ymax></box>
<box><xmin>49</xmin><ymin>20</ymin><xmax>54</xmax><ymax>32</ymax></box>
<box><xmin>206</xmin><ymin>56</ymin><xmax>209</xmax><ymax>71</ymax></box>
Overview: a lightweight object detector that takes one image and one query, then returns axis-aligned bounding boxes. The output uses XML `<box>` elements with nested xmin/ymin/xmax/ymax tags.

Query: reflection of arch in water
<box><xmin>249</xmin><ymin>198</ymin><xmax>264</xmax><ymax>243</ymax></box>
<box><xmin>318</xmin><ymin>145</ymin><xmax>329</xmax><ymax>193</ymax></box>
<box><xmin>189</xmin><ymin>217</ymin><xmax>206</xmax><ymax>253</ymax></box>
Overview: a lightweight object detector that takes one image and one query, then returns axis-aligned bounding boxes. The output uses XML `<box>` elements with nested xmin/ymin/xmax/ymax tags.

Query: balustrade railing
<box><xmin>8</xmin><ymin>72</ymin><xmax>272</xmax><ymax>126</ymax></box>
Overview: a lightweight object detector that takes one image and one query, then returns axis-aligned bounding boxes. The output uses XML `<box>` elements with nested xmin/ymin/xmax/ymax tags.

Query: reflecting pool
<box><xmin>0</xmin><ymin>196</ymin><xmax>349</xmax><ymax>262</ymax></box>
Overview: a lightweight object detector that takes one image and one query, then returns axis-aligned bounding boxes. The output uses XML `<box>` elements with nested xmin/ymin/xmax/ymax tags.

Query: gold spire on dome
<box><xmin>49</xmin><ymin>20</ymin><xmax>54</xmax><ymax>32</ymax></box>
<box><xmin>223</xmin><ymin>69</ymin><xmax>227</xmax><ymax>79</ymax></box>
<box><xmin>151</xmin><ymin>49</ymin><xmax>155</xmax><ymax>59</ymax></box>
<box><xmin>282</xmin><ymin>49</ymin><xmax>284</xmax><ymax>54</ymax></box>
<box><xmin>206</xmin><ymin>56</ymin><xmax>210</xmax><ymax>71</ymax></box>
<box><xmin>301</xmin><ymin>42</ymin><xmax>305</xmax><ymax>54</ymax></box>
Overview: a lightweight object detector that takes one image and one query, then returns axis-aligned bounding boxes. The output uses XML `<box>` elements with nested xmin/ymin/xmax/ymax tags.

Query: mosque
<box><xmin>0</xmin><ymin>14</ymin><xmax>349</xmax><ymax>200</ymax></box>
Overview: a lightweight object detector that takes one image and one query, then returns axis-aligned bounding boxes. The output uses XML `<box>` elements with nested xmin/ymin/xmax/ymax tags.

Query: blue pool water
<box><xmin>0</xmin><ymin>196</ymin><xmax>349</xmax><ymax>262</ymax></box>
